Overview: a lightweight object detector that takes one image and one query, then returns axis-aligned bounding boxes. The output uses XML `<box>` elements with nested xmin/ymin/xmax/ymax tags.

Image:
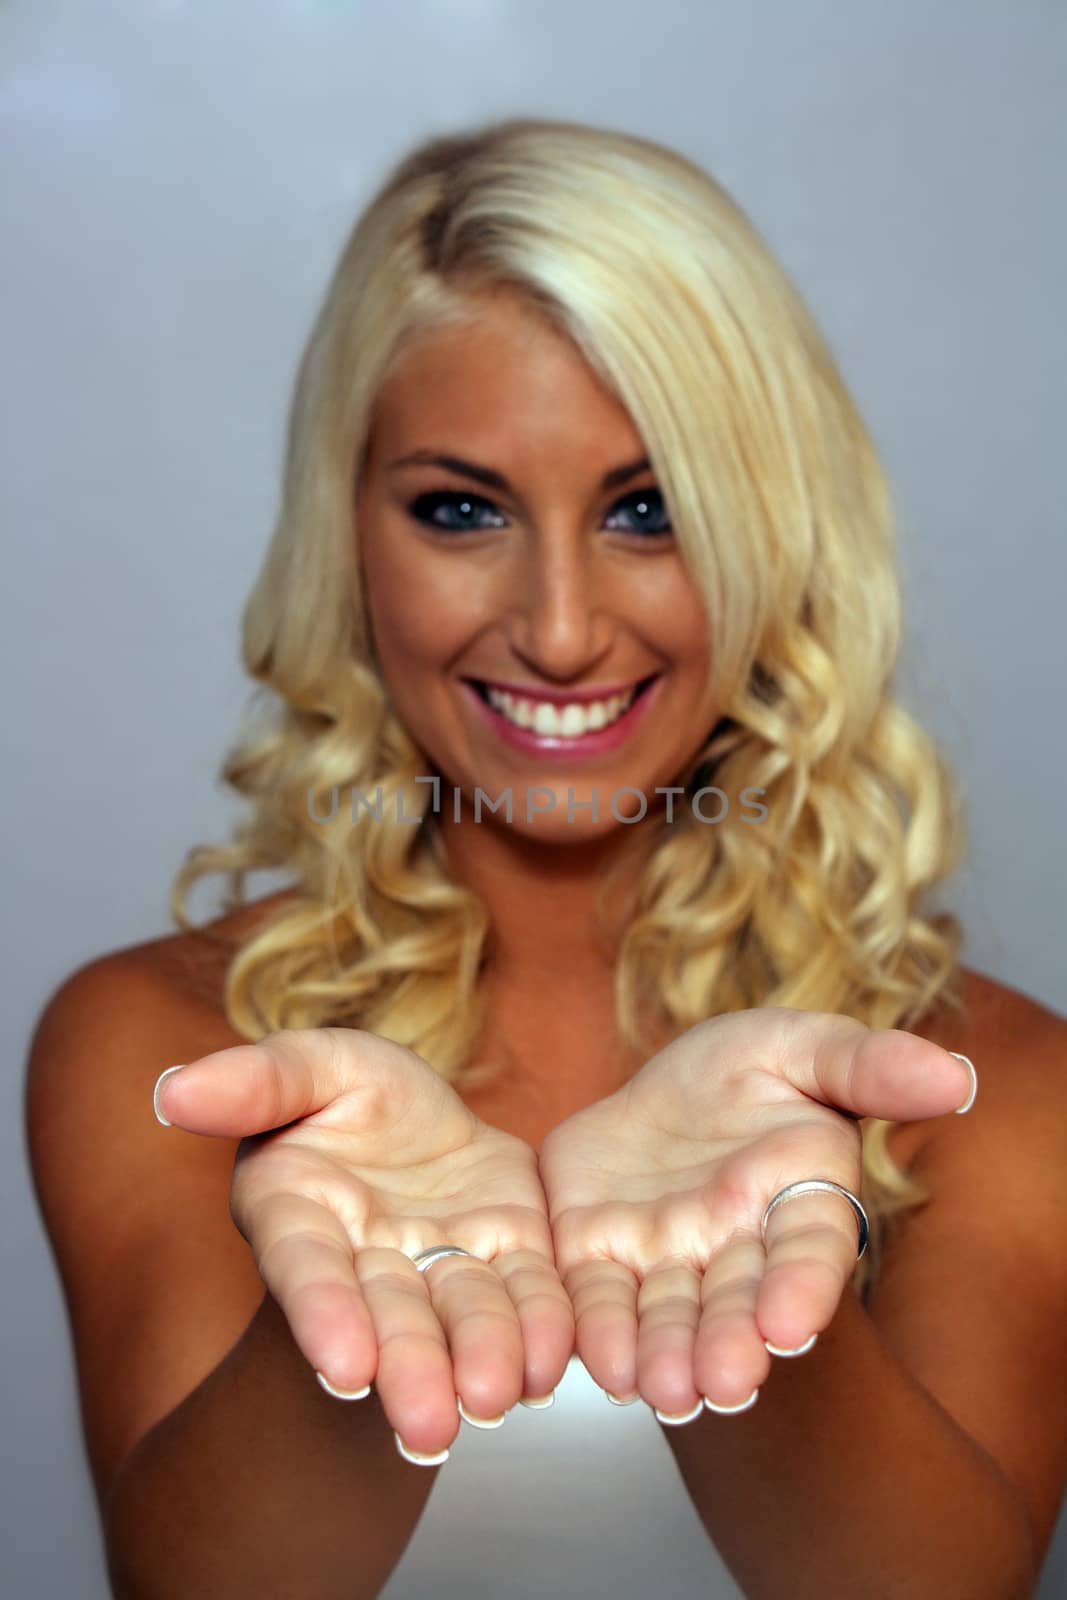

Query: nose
<box><xmin>505</xmin><ymin>529</ymin><xmax>613</xmax><ymax>679</ymax></box>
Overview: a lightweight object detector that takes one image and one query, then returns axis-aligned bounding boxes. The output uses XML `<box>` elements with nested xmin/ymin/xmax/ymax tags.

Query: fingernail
<box><xmin>395</xmin><ymin>1433</ymin><xmax>449</xmax><ymax>1465</ymax></box>
<box><xmin>518</xmin><ymin>1390</ymin><xmax>556</xmax><ymax>1409</ymax></box>
<box><xmin>153</xmin><ymin>1065</ymin><xmax>186</xmax><ymax>1126</ymax></box>
<box><xmin>654</xmin><ymin>1398</ymin><xmax>704</xmax><ymax>1425</ymax></box>
<box><xmin>606</xmin><ymin>1390</ymin><xmax>640</xmax><ymax>1406</ymax></box>
<box><xmin>458</xmin><ymin>1398</ymin><xmax>507</xmax><ymax>1429</ymax></box>
<box><xmin>949</xmin><ymin>1052</ymin><xmax>978</xmax><ymax>1114</ymax></box>
<box><xmin>704</xmin><ymin>1388</ymin><xmax>760</xmax><ymax>1414</ymax></box>
<box><xmin>764</xmin><ymin>1331</ymin><xmax>818</xmax><ymax>1357</ymax></box>
<box><xmin>315</xmin><ymin>1371</ymin><xmax>371</xmax><ymax>1400</ymax></box>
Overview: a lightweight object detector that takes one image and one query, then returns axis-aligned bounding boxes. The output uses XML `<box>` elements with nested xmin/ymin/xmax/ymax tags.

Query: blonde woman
<box><xmin>26</xmin><ymin>118</ymin><xmax>1066</xmax><ymax>1599</ymax></box>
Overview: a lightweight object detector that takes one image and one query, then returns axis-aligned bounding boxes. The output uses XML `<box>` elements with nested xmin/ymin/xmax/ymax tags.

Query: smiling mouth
<box><xmin>463</xmin><ymin>674</ymin><xmax>660</xmax><ymax>736</ymax></box>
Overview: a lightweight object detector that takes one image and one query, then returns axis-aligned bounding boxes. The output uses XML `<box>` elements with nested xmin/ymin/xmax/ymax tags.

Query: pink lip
<box><xmin>459</xmin><ymin>674</ymin><xmax>662</xmax><ymax>758</ymax></box>
<box><xmin>462</xmin><ymin>676</ymin><xmax>651</xmax><ymax>706</ymax></box>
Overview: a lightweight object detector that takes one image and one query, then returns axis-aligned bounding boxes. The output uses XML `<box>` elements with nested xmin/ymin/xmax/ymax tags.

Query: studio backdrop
<box><xmin>3</xmin><ymin>3</ymin><xmax>1064</xmax><ymax>1597</ymax></box>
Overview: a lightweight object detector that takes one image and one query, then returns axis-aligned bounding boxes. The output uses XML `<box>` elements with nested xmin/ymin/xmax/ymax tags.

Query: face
<box><xmin>355</xmin><ymin>290</ymin><xmax>721</xmax><ymax>844</ymax></box>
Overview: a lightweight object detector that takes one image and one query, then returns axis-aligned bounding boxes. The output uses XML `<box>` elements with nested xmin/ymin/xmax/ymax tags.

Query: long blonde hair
<box><xmin>171</xmin><ymin>116</ymin><xmax>968</xmax><ymax>1301</ymax></box>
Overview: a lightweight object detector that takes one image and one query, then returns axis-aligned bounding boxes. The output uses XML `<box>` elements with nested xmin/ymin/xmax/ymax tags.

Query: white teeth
<box><xmin>484</xmin><ymin>685</ymin><xmax>638</xmax><ymax>737</ymax></box>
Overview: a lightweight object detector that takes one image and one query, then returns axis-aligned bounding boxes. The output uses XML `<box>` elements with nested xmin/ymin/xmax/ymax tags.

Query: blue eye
<box><xmin>406</xmin><ymin>488</ymin><xmax>673</xmax><ymax>538</ymax></box>
<box><xmin>605</xmin><ymin>488</ymin><xmax>672</xmax><ymax>537</ymax></box>
<box><xmin>407</xmin><ymin>491</ymin><xmax>506</xmax><ymax>533</ymax></box>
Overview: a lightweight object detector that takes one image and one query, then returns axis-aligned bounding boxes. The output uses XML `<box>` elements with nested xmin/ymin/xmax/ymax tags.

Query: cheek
<box><xmin>361</xmin><ymin>545</ymin><xmax>476</xmax><ymax>679</ymax></box>
<box><xmin>629</xmin><ymin>556</ymin><xmax>707</xmax><ymax>642</ymax></box>
<box><xmin>656</xmin><ymin>584</ymin><xmax>715</xmax><ymax>716</ymax></box>
<box><xmin>360</xmin><ymin>538</ymin><xmax>424</xmax><ymax>653</ymax></box>
<box><xmin>655</xmin><ymin>580</ymin><xmax>712</xmax><ymax>667</ymax></box>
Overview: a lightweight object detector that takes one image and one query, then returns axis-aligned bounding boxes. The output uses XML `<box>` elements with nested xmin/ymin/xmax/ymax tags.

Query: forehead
<box><xmin>365</xmin><ymin>291</ymin><xmax>647</xmax><ymax>471</ymax></box>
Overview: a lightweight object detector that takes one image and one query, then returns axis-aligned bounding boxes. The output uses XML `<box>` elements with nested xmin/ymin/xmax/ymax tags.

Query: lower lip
<box><xmin>459</xmin><ymin>676</ymin><xmax>662</xmax><ymax>758</ymax></box>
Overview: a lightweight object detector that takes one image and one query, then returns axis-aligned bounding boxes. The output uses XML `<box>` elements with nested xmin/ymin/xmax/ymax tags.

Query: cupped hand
<box><xmin>537</xmin><ymin>1007</ymin><xmax>975</xmax><ymax>1420</ymax></box>
<box><xmin>153</xmin><ymin>1028</ymin><xmax>574</xmax><ymax>1458</ymax></box>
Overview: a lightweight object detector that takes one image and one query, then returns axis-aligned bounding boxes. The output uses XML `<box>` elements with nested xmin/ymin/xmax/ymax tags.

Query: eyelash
<box><xmin>405</xmin><ymin>487</ymin><xmax>673</xmax><ymax>540</ymax></box>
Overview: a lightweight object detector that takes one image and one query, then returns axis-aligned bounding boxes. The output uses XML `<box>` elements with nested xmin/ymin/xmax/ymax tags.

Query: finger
<box><xmin>493</xmin><ymin>1250</ymin><xmax>576</xmax><ymax>1406</ymax></box>
<box><xmin>152</xmin><ymin>1027</ymin><xmax>418</xmax><ymax>1138</ymax></box>
<box><xmin>247</xmin><ymin>1188</ymin><xmax>379</xmax><ymax>1393</ymax></box>
<box><xmin>562</xmin><ymin>1258</ymin><xmax>641</xmax><ymax>1404</ymax></box>
<box><xmin>693</xmin><ymin>1235</ymin><xmax>769</xmax><ymax>1412</ymax></box>
<box><xmin>416</xmin><ymin>1250</ymin><xmax>525</xmax><ymax>1427</ymax></box>
<box><xmin>773</xmin><ymin>1012</ymin><xmax>977</xmax><ymax>1122</ymax></box>
<box><xmin>757</xmin><ymin>1185</ymin><xmax>858</xmax><ymax>1354</ymax></box>
<box><xmin>633</xmin><ymin>1259</ymin><xmax>705</xmax><ymax>1422</ymax></box>
<box><xmin>355</xmin><ymin>1246</ymin><xmax>467</xmax><ymax>1457</ymax></box>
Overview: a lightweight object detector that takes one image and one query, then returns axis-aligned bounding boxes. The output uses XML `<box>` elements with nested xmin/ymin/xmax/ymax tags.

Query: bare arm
<box><xmin>538</xmin><ymin>989</ymin><xmax>1065</xmax><ymax>1598</ymax></box>
<box><xmin>106</xmin><ymin>1288</ymin><xmax>438</xmax><ymax>1600</ymax></box>
<box><xmin>660</xmin><ymin>1283</ymin><xmax>1036</xmax><ymax>1600</ymax></box>
<box><xmin>658</xmin><ymin>995</ymin><xmax>1067</xmax><ymax>1599</ymax></box>
<box><xmin>24</xmin><ymin>955</ymin><xmax>445</xmax><ymax>1600</ymax></box>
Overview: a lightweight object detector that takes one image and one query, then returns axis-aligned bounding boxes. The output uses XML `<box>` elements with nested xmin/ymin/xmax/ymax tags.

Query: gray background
<box><xmin>3</xmin><ymin>1</ymin><xmax>1064</xmax><ymax>1595</ymax></box>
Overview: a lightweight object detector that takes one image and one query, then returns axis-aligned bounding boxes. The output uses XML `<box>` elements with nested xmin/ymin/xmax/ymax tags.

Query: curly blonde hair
<box><xmin>170</xmin><ymin>116</ymin><xmax>969</xmax><ymax>1302</ymax></box>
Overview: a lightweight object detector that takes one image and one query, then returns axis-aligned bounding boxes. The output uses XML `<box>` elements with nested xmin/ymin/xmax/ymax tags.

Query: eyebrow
<box><xmin>385</xmin><ymin>450</ymin><xmax>653</xmax><ymax>494</ymax></box>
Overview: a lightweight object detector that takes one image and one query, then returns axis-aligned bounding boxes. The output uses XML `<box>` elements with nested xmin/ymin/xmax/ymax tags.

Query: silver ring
<box><xmin>411</xmin><ymin>1244</ymin><xmax>478</xmax><ymax>1273</ymax></box>
<box><xmin>761</xmin><ymin>1180</ymin><xmax>869</xmax><ymax>1261</ymax></box>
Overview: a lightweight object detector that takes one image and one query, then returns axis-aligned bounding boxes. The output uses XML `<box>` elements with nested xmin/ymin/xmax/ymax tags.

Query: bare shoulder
<box><xmin>125</xmin><ymin>883</ymin><xmax>305</xmax><ymax>1014</ymax></box>
<box><xmin>26</xmin><ymin>880</ymin><xmax>309</xmax><ymax>1200</ymax></box>
<box><xmin>24</xmin><ymin>882</ymin><xmax>310</xmax><ymax>1237</ymax></box>
<box><xmin>884</xmin><ymin>964</ymin><xmax>1067</xmax><ymax>1170</ymax></box>
<box><xmin>929</xmin><ymin>964</ymin><xmax>1065</xmax><ymax>1089</ymax></box>
<box><xmin>867</xmin><ymin>966</ymin><xmax>1067</xmax><ymax>1572</ymax></box>
<box><xmin>936</xmin><ymin>964</ymin><xmax>1067</xmax><ymax>1172</ymax></box>
<box><xmin>36</xmin><ymin>883</ymin><xmax>303</xmax><ymax>1030</ymax></box>
<box><xmin>23</xmin><ymin>886</ymin><xmax>304</xmax><ymax>1513</ymax></box>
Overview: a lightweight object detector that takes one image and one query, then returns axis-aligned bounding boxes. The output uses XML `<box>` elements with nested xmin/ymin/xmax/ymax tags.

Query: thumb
<box><xmin>775</xmin><ymin>1011</ymin><xmax>977</xmax><ymax>1122</ymax></box>
<box><xmin>151</xmin><ymin>1027</ymin><xmax>402</xmax><ymax>1137</ymax></box>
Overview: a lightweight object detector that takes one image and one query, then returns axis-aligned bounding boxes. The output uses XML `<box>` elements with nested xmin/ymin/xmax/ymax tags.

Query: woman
<box><xmin>26</xmin><ymin>117</ymin><xmax>1065</xmax><ymax>1598</ymax></box>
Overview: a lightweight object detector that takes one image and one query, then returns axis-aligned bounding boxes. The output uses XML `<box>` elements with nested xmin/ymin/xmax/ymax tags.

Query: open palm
<box><xmin>156</xmin><ymin>1027</ymin><xmax>575</xmax><ymax>1458</ymax></box>
<box><xmin>537</xmin><ymin>1007</ymin><xmax>975</xmax><ymax>1420</ymax></box>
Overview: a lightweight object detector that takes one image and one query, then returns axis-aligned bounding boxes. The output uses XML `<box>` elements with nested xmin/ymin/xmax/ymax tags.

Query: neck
<box><xmin>425</xmin><ymin>793</ymin><xmax>656</xmax><ymax>988</ymax></box>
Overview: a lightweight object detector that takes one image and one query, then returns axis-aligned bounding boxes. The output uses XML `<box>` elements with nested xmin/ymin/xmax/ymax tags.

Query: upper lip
<box><xmin>463</xmin><ymin>674</ymin><xmax>657</xmax><ymax>706</ymax></box>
